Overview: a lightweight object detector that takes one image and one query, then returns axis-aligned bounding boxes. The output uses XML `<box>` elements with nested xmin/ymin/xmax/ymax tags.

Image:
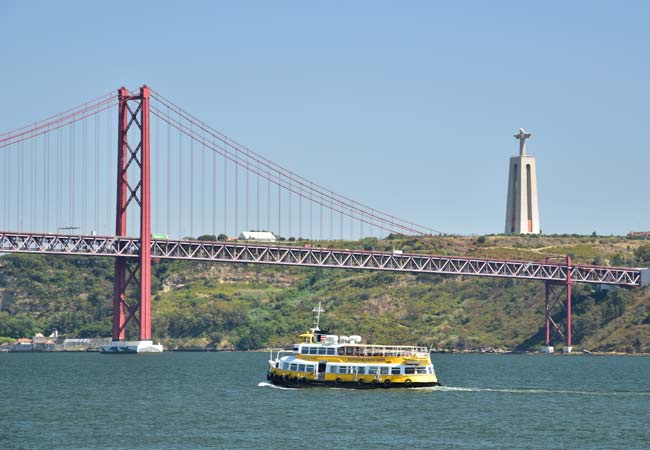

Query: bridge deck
<box><xmin>0</xmin><ymin>232</ymin><xmax>646</xmax><ymax>287</ymax></box>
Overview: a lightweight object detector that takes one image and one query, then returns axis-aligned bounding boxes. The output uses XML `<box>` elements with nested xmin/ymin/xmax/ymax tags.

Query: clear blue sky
<box><xmin>1</xmin><ymin>1</ymin><xmax>649</xmax><ymax>236</ymax></box>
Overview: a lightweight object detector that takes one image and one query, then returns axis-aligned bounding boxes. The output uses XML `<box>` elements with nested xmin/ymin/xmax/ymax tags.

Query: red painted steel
<box><xmin>110</xmin><ymin>85</ymin><xmax>152</xmax><ymax>342</ymax></box>
<box><xmin>566</xmin><ymin>255</ymin><xmax>572</xmax><ymax>348</ymax></box>
<box><xmin>112</xmin><ymin>87</ymin><xmax>130</xmax><ymax>341</ymax></box>
<box><xmin>139</xmin><ymin>85</ymin><xmax>152</xmax><ymax>341</ymax></box>
<box><xmin>543</xmin><ymin>256</ymin><xmax>575</xmax><ymax>349</ymax></box>
<box><xmin>544</xmin><ymin>281</ymin><xmax>550</xmax><ymax>346</ymax></box>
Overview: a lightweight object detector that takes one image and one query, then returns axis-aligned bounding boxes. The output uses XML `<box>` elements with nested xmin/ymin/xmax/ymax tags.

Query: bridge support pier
<box><xmin>542</xmin><ymin>256</ymin><xmax>573</xmax><ymax>354</ymax></box>
<box><xmin>101</xmin><ymin>85</ymin><xmax>161</xmax><ymax>354</ymax></box>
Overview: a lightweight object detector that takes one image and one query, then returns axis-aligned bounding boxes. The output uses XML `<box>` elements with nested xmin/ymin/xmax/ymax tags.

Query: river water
<box><xmin>1</xmin><ymin>352</ymin><xmax>649</xmax><ymax>449</ymax></box>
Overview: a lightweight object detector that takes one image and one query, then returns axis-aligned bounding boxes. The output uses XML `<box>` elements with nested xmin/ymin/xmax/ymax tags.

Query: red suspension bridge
<box><xmin>1</xmin><ymin>85</ymin><xmax>647</xmax><ymax>352</ymax></box>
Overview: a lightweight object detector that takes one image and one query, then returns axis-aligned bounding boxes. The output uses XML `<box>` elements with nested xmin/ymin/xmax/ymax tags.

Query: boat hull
<box><xmin>267</xmin><ymin>373</ymin><xmax>440</xmax><ymax>389</ymax></box>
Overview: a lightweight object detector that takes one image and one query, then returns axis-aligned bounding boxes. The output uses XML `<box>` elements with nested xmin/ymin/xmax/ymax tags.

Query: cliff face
<box><xmin>1</xmin><ymin>235</ymin><xmax>650</xmax><ymax>352</ymax></box>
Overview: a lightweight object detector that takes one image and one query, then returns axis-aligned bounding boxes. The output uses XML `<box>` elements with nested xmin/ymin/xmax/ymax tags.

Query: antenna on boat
<box><xmin>312</xmin><ymin>302</ymin><xmax>324</xmax><ymax>331</ymax></box>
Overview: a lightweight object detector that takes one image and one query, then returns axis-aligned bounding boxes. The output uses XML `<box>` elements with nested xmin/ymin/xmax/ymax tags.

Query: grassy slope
<box><xmin>1</xmin><ymin>234</ymin><xmax>649</xmax><ymax>352</ymax></box>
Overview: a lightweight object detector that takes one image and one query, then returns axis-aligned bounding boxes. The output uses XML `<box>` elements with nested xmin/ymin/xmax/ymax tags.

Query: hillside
<box><xmin>1</xmin><ymin>234</ymin><xmax>649</xmax><ymax>352</ymax></box>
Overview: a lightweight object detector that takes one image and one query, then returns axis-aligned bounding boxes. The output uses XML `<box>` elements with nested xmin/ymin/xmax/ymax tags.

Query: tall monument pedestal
<box><xmin>505</xmin><ymin>128</ymin><xmax>540</xmax><ymax>234</ymax></box>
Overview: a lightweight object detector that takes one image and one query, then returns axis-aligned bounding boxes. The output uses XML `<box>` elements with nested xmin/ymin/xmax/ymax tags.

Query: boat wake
<box><xmin>431</xmin><ymin>386</ymin><xmax>650</xmax><ymax>397</ymax></box>
<box><xmin>257</xmin><ymin>381</ymin><xmax>298</xmax><ymax>390</ymax></box>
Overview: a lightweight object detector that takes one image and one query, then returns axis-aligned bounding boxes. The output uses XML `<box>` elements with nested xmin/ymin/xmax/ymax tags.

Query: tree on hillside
<box><xmin>634</xmin><ymin>244</ymin><xmax>650</xmax><ymax>263</ymax></box>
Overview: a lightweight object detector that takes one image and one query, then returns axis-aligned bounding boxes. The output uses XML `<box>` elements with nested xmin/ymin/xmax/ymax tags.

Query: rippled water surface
<box><xmin>1</xmin><ymin>352</ymin><xmax>649</xmax><ymax>449</ymax></box>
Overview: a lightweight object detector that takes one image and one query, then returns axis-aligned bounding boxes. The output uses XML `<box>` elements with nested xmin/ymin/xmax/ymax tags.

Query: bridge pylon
<box><xmin>101</xmin><ymin>85</ymin><xmax>161</xmax><ymax>353</ymax></box>
<box><xmin>542</xmin><ymin>256</ymin><xmax>573</xmax><ymax>354</ymax></box>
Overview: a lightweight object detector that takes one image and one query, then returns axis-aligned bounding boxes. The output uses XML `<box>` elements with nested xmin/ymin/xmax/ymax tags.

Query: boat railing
<box><xmin>352</xmin><ymin>345</ymin><xmax>430</xmax><ymax>358</ymax></box>
<box><xmin>269</xmin><ymin>348</ymin><xmax>293</xmax><ymax>364</ymax></box>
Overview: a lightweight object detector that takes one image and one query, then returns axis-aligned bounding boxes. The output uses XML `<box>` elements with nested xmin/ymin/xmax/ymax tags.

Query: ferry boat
<box><xmin>267</xmin><ymin>303</ymin><xmax>440</xmax><ymax>389</ymax></box>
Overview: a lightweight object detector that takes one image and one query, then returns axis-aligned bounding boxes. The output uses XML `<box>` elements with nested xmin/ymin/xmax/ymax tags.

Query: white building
<box><xmin>238</xmin><ymin>231</ymin><xmax>277</xmax><ymax>242</ymax></box>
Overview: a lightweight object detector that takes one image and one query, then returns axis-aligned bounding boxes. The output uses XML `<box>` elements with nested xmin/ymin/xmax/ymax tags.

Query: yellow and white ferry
<box><xmin>267</xmin><ymin>304</ymin><xmax>440</xmax><ymax>389</ymax></box>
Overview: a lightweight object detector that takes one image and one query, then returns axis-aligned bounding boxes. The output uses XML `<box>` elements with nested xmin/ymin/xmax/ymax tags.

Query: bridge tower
<box><xmin>505</xmin><ymin>128</ymin><xmax>540</xmax><ymax>234</ymax></box>
<box><xmin>542</xmin><ymin>256</ymin><xmax>573</xmax><ymax>354</ymax></box>
<box><xmin>105</xmin><ymin>85</ymin><xmax>161</xmax><ymax>353</ymax></box>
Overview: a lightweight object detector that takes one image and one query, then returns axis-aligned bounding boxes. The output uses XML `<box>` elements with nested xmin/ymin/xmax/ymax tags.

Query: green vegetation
<box><xmin>1</xmin><ymin>234</ymin><xmax>649</xmax><ymax>352</ymax></box>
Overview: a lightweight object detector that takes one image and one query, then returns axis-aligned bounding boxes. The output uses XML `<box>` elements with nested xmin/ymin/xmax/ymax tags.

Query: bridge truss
<box><xmin>1</xmin><ymin>231</ymin><xmax>645</xmax><ymax>287</ymax></box>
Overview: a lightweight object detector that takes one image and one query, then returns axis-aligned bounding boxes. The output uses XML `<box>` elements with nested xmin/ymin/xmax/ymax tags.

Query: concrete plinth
<box><xmin>541</xmin><ymin>346</ymin><xmax>554</xmax><ymax>354</ymax></box>
<box><xmin>99</xmin><ymin>340</ymin><xmax>163</xmax><ymax>354</ymax></box>
<box><xmin>562</xmin><ymin>346</ymin><xmax>573</xmax><ymax>354</ymax></box>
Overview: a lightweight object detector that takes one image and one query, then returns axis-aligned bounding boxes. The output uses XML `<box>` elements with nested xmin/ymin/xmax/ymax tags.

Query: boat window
<box><xmin>329</xmin><ymin>365</ymin><xmax>338</xmax><ymax>374</ymax></box>
<box><xmin>339</xmin><ymin>366</ymin><xmax>348</xmax><ymax>374</ymax></box>
<box><xmin>298</xmin><ymin>364</ymin><xmax>306</xmax><ymax>372</ymax></box>
<box><xmin>318</xmin><ymin>347</ymin><xmax>327</xmax><ymax>355</ymax></box>
<box><xmin>391</xmin><ymin>367</ymin><xmax>401</xmax><ymax>375</ymax></box>
<box><xmin>345</xmin><ymin>347</ymin><xmax>354</xmax><ymax>356</ymax></box>
<box><xmin>380</xmin><ymin>367</ymin><xmax>390</xmax><ymax>375</ymax></box>
<box><xmin>338</xmin><ymin>347</ymin><xmax>346</xmax><ymax>355</ymax></box>
<box><xmin>416</xmin><ymin>367</ymin><xmax>427</xmax><ymax>374</ymax></box>
<box><xmin>293</xmin><ymin>346</ymin><xmax>299</xmax><ymax>352</ymax></box>
<box><xmin>326</xmin><ymin>348</ymin><xmax>336</xmax><ymax>355</ymax></box>
<box><xmin>368</xmin><ymin>367</ymin><xmax>378</xmax><ymax>375</ymax></box>
<box><xmin>290</xmin><ymin>363</ymin><xmax>298</xmax><ymax>371</ymax></box>
<box><xmin>309</xmin><ymin>347</ymin><xmax>318</xmax><ymax>355</ymax></box>
<box><xmin>282</xmin><ymin>362</ymin><xmax>289</xmax><ymax>370</ymax></box>
<box><xmin>357</xmin><ymin>366</ymin><xmax>366</xmax><ymax>375</ymax></box>
<box><xmin>300</xmin><ymin>347</ymin><xmax>309</xmax><ymax>354</ymax></box>
<box><xmin>405</xmin><ymin>367</ymin><xmax>415</xmax><ymax>375</ymax></box>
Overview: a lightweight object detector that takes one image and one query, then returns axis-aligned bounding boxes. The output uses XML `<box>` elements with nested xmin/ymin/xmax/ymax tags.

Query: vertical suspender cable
<box><xmin>40</xmin><ymin>133</ymin><xmax>50</xmax><ymax>233</ymax></box>
<box><xmin>23</xmin><ymin>139</ymin><xmax>35</xmax><ymax>231</ymax></box>
<box><xmin>288</xmin><ymin>181</ymin><xmax>291</xmax><ymax>239</ymax></box>
<box><xmin>70</xmin><ymin>119</ymin><xmax>75</xmax><ymax>228</ymax></box>
<box><xmin>1</xmin><ymin>145</ymin><xmax>4</xmax><ymax>229</ymax></box>
<box><xmin>13</xmin><ymin>143</ymin><xmax>16</xmax><ymax>229</ymax></box>
<box><xmin>105</xmin><ymin>106</ymin><xmax>111</xmax><ymax>234</ymax></box>
<box><xmin>202</xmin><ymin>138</ymin><xmax>206</xmax><ymax>236</ymax></box>
<box><xmin>299</xmin><ymin>185</ymin><xmax>302</xmax><ymax>240</ymax></box>
<box><xmin>57</xmin><ymin>126</ymin><xmax>62</xmax><ymax>231</ymax></box>
<box><xmin>330</xmin><ymin>198</ymin><xmax>333</xmax><ymax>241</ymax></box>
<box><xmin>167</xmin><ymin>105</ymin><xmax>171</xmax><ymax>236</ymax></box>
<box><xmin>12</xmin><ymin>143</ymin><xmax>16</xmax><ymax>229</ymax></box>
<box><xmin>212</xmin><ymin>135</ymin><xmax>216</xmax><ymax>235</ymax></box>
<box><xmin>234</xmin><ymin>161</ymin><xmax>238</xmax><ymax>237</ymax></box>
<box><xmin>29</xmin><ymin>139</ymin><xmax>34</xmax><ymax>230</ymax></box>
<box><xmin>189</xmin><ymin>122</ymin><xmax>194</xmax><ymax>237</ymax></box>
<box><xmin>309</xmin><ymin>187</ymin><xmax>313</xmax><ymax>239</ymax></box>
<box><xmin>256</xmin><ymin>160</ymin><xmax>260</xmax><ymax>231</ymax></box>
<box><xmin>223</xmin><ymin>140</ymin><xmax>227</xmax><ymax>236</ymax></box>
<box><xmin>245</xmin><ymin>159</ymin><xmax>249</xmax><ymax>232</ymax></box>
<box><xmin>81</xmin><ymin>116</ymin><xmax>87</xmax><ymax>232</ymax></box>
<box><xmin>319</xmin><ymin>194</ymin><xmax>323</xmax><ymax>241</ymax></box>
<box><xmin>277</xmin><ymin>178</ymin><xmax>281</xmax><ymax>238</ymax></box>
<box><xmin>266</xmin><ymin>170</ymin><xmax>270</xmax><ymax>232</ymax></box>
<box><xmin>94</xmin><ymin>110</ymin><xmax>99</xmax><ymax>232</ymax></box>
<box><xmin>179</xmin><ymin>122</ymin><xmax>183</xmax><ymax>237</ymax></box>
<box><xmin>155</xmin><ymin>109</ymin><xmax>160</xmax><ymax>233</ymax></box>
<box><xmin>16</xmin><ymin>138</ymin><xmax>24</xmax><ymax>230</ymax></box>
<box><xmin>1</xmin><ymin>144</ymin><xmax>5</xmax><ymax>230</ymax></box>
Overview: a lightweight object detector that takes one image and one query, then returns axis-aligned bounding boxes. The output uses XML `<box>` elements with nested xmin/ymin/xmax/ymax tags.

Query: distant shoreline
<box><xmin>2</xmin><ymin>348</ymin><xmax>649</xmax><ymax>356</ymax></box>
